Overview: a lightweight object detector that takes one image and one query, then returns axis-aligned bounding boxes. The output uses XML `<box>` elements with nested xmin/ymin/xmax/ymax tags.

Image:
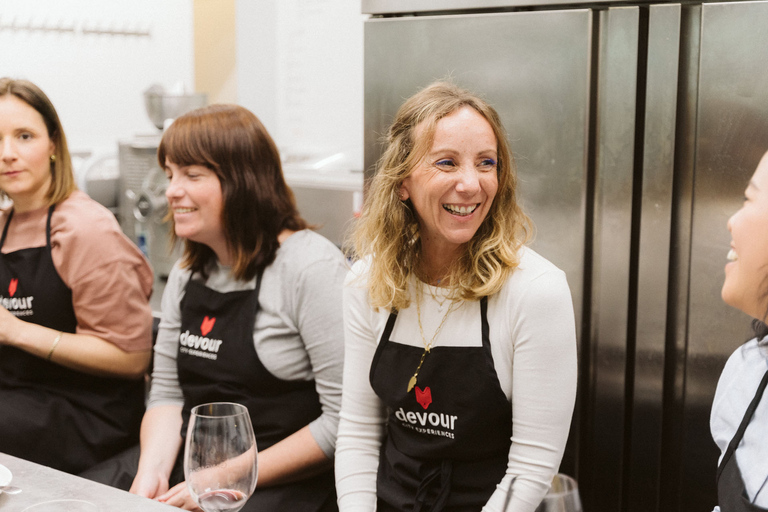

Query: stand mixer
<box><xmin>118</xmin><ymin>85</ymin><xmax>206</xmax><ymax>278</ymax></box>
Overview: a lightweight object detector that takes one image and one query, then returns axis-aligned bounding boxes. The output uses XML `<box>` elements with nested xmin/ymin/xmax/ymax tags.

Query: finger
<box><xmin>165</xmin><ymin>489</ymin><xmax>197</xmax><ymax>511</ymax></box>
<box><xmin>157</xmin><ymin>481</ymin><xmax>185</xmax><ymax>502</ymax></box>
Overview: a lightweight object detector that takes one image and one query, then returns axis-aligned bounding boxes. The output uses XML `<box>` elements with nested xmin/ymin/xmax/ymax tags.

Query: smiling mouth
<box><xmin>443</xmin><ymin>204</ymin><xmax>479</xmax><ymax>216</ymax></box>
<box><xmin>727</xmin><ymin>248</ymin><xmax>738</xmax><ymax>262</ymax></box>
<box><xmin>174</xmin><ymin>207</ymin><xmax>197</xmax><ymax>214</ymax></box>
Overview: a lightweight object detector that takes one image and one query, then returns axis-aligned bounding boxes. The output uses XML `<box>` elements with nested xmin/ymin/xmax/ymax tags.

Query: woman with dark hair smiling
<box><xmin>129</xmin><ymin>104</ymin><xmax>346</xmax><ymax>511</ymax></box>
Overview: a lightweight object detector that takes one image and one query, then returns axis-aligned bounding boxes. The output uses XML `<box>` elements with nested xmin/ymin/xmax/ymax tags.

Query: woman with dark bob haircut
<box><xmin>335</xmin><ymin>82</ymin><xmax>577</xmax><ymax>511</ymax></box>
<box><xmin>129</xmin><ymin>104</ymin><xmax>346</xmax><ymax>511</ymax></box>
<box><xmin>0</xmin><ymin>78</ymin><xmax>154</xmax><ymax>475</ymax></box>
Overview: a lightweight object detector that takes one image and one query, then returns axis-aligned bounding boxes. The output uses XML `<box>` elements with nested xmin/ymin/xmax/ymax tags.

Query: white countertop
<box><xmin>0</xmin><ymin>453</ymin><xmax>177</xmax><ymax>511</ymax></box>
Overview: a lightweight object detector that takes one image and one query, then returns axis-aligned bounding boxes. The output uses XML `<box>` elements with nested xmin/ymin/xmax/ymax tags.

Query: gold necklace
<box><xmin>407</xmin><ymin>293</ymin><xmax>458</xmax><ymax>393</ymax></box>
<box><xmin>426</xmin><ymin>282</ymin><xmax>451</xmax><ymax>310</ymax></box>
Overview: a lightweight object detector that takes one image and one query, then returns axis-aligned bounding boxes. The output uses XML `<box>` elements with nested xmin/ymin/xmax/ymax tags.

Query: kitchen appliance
<box><xmin>362</xmin><ymin>2</ymin><xmax>768</xmax><ymax>511</ymax></box>
<box><xmin>118</xmin><ymin>86</ymin><xmax>207</xmax><ymax>278</ymax></box>
<box><xmin>81</xmin><ymin>152</ymin><xmax>120</xmax><ymax>213</ymax></box>
<box><xmin>143</xmin><ymin>84</ymin><xmax>207</xmax><ymax>130</ymax></box>
<box><xmin>282</xmin><ymin>150</ymin><xmax>363</xmax><ymax>250</ymax></box>
<box><xmin>118</xmin><ymin>134</ymin><xmax>175</xmax><ymax>276</ymax></box>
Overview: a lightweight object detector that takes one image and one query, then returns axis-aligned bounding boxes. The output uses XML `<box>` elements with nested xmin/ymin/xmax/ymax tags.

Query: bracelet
<box><xmin>46</xmin><ymin>332</ymin><xmax>63</xmax><ymax>361</ymax></box>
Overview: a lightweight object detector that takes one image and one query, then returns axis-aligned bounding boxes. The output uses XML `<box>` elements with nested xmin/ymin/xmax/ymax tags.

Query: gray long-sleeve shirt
<box><xmin>148</xmin><ymin>229</ymin><xmax>348</xmax><ymax>458</ymax></box>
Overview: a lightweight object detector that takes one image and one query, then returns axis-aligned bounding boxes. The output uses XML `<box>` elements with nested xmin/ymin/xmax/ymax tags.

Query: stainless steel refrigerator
<box><xmin>361</xmin><ymin>2</ymin><xmax>768</xmax><ymax>510</ymax></box>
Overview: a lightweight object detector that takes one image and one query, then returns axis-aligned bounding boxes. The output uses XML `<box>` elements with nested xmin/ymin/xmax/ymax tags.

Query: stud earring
<box><xmin>50</xmin><ymin>155</ymin><xmax>56</xmax><ymax>163</ymax></box>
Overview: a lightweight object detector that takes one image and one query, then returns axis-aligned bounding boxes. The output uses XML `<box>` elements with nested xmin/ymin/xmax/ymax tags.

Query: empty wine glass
<box><xmin>535</xmin><ymin>473</ymin><xmax>583</xmax><ymax>512</ymax></box>
<box><xmin>184</xmin><ymin>402</ymin><xmax>258</xmax><ymax>512</ymax></box>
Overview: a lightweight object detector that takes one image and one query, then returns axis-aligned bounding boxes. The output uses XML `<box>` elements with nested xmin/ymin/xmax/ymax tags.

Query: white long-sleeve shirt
<box><xmin>335</xmin><ymin>246</ymin><xmax>578</xmax><ymax>511</ymax></box>
<box><xmin>711</xmin><ymin>336</ymin><xmax>768</xmax><ymax>511</ymax></box>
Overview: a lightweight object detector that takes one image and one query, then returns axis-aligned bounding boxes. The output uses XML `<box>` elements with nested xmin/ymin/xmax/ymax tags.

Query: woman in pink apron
<box><xmin>0</xmin><ymin>78</ymin><xmax>153</xmax><ymax>476</ymax></box>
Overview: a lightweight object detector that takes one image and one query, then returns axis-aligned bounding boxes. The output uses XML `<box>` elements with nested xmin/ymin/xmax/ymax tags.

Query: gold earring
<box><xmin>50</xmin><ymin>155</ymin><xmax>56</xmax><ymax>163</ymax></box>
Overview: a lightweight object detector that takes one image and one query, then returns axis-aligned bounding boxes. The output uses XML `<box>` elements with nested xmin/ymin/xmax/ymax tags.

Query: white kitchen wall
<box><xmin>236</xmin><ymin>0</ymin><xmax>365</xmax><ymax>169</ymax></box>
<box><xmin>0</xmin><ymin>0</ymin><xmax>363</xmax><ymax>170</ymax></box>
<box><xmin>0</xmin><ymin>0</ymin><xmax>194</xmax><ymax>155</ymax></box>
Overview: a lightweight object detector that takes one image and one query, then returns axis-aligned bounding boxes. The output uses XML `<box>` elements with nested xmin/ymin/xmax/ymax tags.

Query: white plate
<box><xmin>0</xmin><ymin>462</ymin><xmax>11</xmax><ymax>489</ymax></box>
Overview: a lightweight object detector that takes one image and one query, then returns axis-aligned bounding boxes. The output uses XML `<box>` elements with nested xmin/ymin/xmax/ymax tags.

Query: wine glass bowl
<box><xmin>535</xmin><ymin>473</ymin><xmax>583</xmax><ymax>512</ymax></box>
<box><xmin>184</xmin><ymin>402</ymin><xmax>258</xmax><ymax>512</ymax></box>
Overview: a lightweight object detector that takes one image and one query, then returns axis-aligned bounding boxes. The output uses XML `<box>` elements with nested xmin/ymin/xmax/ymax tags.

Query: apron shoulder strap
<box><xmin>718</xmin><ymin>368</ymin><xmax>768</xmax><ymax>479</ymax></box>
<box><xmin>0</xmin><ymin>209</ymin><xmax>14</xmax><ymax>251</ymax></box>
<box><xmin>248</xmin><ymin>269</ymin><xmax>264</xmax><ymax>317</ymax></box>
<box><xmin>369</xmin><ymin>308</ymin><xmax>398</xmax><ymax>384</ymax></box>
<box><xmin>0</xmin><ymin>205</ymin><xmax>55</xmax><ymax>251</ymax></box>
<box><xmin>45</xmin><ymin>205</ymin><xmax>56</xmax><ymax>248</ymax></box>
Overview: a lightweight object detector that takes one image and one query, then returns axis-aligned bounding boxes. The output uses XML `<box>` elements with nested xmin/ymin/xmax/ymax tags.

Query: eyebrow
<box><xmin>427</xmin><ymin>148</ymin><xmax>498</xmax><ymax>156</ymax></box>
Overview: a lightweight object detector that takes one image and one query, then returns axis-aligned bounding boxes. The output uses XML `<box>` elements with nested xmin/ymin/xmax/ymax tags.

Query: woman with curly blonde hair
<box><xmin>335</xmin><ymin>82</ymin><xmax>578</xmax><ymax>511</ymax></box>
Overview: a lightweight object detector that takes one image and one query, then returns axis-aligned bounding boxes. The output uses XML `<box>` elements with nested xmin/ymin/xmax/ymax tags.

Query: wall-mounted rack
<box><xmin>0</xmin><ymin>18</ymin><xmax>150</xmax><ymax>37</ymax></box>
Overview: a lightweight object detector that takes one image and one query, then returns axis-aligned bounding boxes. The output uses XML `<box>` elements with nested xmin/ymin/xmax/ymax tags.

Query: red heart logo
<box><xmin>200</xmin><ymin>316</ymin><xmax>216</xmax><ymax>336</ymax></box>
<box><xmin>8</xmin><ymin>278</ymin><xmax>17</xmax><ymax>297</ymax></box>
<box><xmin>415</xmin><ymin>386</ymin><xmax>432</xmax><ymax>410</ymax></box>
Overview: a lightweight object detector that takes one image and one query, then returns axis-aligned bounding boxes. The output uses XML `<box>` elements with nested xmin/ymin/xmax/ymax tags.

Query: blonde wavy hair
<box><xmin>353</xmin><ymin>81</ymin><xmax>532</xmax><ymax>310</ymax></box>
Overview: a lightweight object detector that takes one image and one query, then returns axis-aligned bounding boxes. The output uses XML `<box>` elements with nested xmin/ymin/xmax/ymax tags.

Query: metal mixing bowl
<box><xmin>144</xmin><ymin>88</ymin><xmax>207</xmax><ymax>130</ymax></box>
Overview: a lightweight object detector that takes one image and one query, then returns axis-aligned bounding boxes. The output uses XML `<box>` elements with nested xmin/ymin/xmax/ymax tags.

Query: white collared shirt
<box><xmin>711</xmin><ymin>336</ymin><xmax>768</xmax><ymax>510</ymax></box>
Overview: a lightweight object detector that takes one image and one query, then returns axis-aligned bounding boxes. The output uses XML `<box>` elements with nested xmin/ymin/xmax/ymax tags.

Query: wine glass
<box><xmin>184</xmin><ymin>402</ymin><xmax>258</xmax><ymax>512</ymax></box>
<box><xmin>535</xmin><ymin>473</ymin><xmax>583</xmax><ymax>512</ymax></box>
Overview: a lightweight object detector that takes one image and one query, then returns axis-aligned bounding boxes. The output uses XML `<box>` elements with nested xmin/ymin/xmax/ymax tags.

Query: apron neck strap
<box><xmin>0</xmin><ymin>205</ymin><xmax>56</xmax><ymax>251</ymax></box>
<box><xmin>184</xmin><ymin>267</ymin><xmax>265</xmax><ymax>307</ymax></box>
<box><xmin>718</xmin><ymin>367</ymin><xmax>768</xmax><ymax>478</ymax></box>
<box><xmin>0</xmin><ymin>209</ymin><xmax>14</xmax><ymax>251</ymax></box>
<box><xmin>45</xmin><ymin>205</ymin><xmax>56</xmax><ymax>248</ymax></box>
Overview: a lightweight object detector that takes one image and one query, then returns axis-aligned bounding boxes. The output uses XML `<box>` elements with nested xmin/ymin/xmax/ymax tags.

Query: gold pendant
<box><xmin>407</xmin><ymin>348</ymin><xmax>429</xmax><ymax>393</ymax></box>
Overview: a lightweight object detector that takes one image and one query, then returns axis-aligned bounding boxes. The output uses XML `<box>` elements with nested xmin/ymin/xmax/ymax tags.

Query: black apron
<box><xmin>370</xmin><ymin>296</ymin><xmax>513</xmax><ymax>512</ymax></box>
<box><xmin>0</xmin><ymin>206</ymin><xmax>145</xmax><ymax>474</ymax></box>
<box><xmin>716</xmin><ymin>368</ymin><xmax>768</xmax><ymax>512</ymax></box>
<box><xmin>175</xmin><ymin>272</ymin><xmax>337</xmax><ymax>512</ymax></box>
